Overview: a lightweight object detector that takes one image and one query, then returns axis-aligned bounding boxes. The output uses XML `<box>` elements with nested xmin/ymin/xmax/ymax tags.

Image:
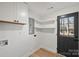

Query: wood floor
<box><xmin>30</xmin><ymin>48</ymin><xmax>64</xmax><ymax>57</ymax></box>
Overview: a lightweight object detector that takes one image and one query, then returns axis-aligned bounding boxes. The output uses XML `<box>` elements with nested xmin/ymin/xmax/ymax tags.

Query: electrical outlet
<box><xmin>0</xmin><ymin>40</ymin><xmax>8</xmax><ymax>46</ymax></box>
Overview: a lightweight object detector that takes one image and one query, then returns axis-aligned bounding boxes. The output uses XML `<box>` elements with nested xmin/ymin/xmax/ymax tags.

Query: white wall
<box><xmin>0</xmin><ymin>2</ymin><xmax>40</xmax><ymax>57</ymax></box>
<box><xmin>39</xmin><ymin>4</ymin><xmax>79</xmax><ymax>52</ymax></box>
<box><xmin>28</xmin><ymin>8</ymin><xmax>42</xmax><ymax>49</ymax></box>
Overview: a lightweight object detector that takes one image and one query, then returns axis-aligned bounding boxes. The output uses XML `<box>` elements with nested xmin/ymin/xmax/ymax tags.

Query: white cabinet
<box><xmin>17</xmin><ymin>3</ymin><xmax>28</xmax><ymax>23</ymax></box>
<box><xmin>0</xmin><ymin>2</ymin><xmax>17</xmax><ymax>20</ymax></box>
<box><xmin>0</xmin><ymin>2</ymin><xmax>28</xmax><ymax>24</ymax></box>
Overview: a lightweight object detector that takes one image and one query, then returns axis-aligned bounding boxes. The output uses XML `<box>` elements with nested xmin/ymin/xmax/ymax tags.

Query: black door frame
<box><xmin>57</xmin><ymin>12</ymin><xmax>78</xmax><ymax>57</ymax></box>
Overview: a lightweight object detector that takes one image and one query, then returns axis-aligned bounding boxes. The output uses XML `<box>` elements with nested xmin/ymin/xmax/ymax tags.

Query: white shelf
<box><xmin>35</xmin><ymin>26</ymin><xmax>56</xmax><ymax>29</ymax></box>
<box><xmin>35</xmin><ymin>27</ymin><xmax>55</xmax><ymax>33</ymax></box>
<box><xmin>35</xmin><ymin>27</ymin><xmax>55</xmax><ymax>29</ymax></box>
<box><xmin>35</xmin><ymin>20</ymin><xmax>55</xmax><ymax>25</ymax></box>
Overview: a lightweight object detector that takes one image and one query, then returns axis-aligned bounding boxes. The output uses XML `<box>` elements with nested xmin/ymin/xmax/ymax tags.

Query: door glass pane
<box><xmin>63</xmin><ymin>18</ymin><xmax>68</xmax><ymax>36</ymax></box>
<box><xmin>60</xmin><ymin>19</ymin><xmax>64</xmax><ymax>35</ymax></box>
<box><xmin>60</xmin><ymin>18</ymin><xmax>69</xmax><ymax>36</ymax></box>
<box><xmin>68</xmin><ymin>17</ymin><xmax>74</xmax><ymax>37</ymax></box>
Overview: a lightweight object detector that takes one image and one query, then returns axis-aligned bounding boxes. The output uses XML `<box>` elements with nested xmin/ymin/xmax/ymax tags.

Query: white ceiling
<box><xmin>28</xmin><ymin>2</ymin><xmax>79</xmax><ymax>19</ymax></box>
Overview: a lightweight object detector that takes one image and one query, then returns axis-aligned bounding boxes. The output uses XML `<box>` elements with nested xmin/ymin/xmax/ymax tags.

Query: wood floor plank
<box><xmin>30</xmin><ymin>48</ymin><xmax>64</xmax><ymax>57</ymax></box>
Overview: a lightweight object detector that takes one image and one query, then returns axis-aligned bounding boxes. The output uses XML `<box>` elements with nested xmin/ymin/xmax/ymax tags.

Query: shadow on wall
<box><xmin>0</xmin><ymin>23</ymin><xmax>24</xmax><ymax>31</ymax></box>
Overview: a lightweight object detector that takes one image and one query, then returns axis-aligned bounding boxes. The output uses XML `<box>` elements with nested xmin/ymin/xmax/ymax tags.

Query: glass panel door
<box><xmin>68</xmin><ymin>16</ymin><xmax>74</xmax><ymax>37</ymax></box>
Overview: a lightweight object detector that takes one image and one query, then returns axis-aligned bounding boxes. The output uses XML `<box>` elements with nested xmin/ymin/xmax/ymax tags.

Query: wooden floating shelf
<box><xmin>0</xmin><ymin>20</ymin><xmax>26</xmax><ymax>25</ymax></box>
